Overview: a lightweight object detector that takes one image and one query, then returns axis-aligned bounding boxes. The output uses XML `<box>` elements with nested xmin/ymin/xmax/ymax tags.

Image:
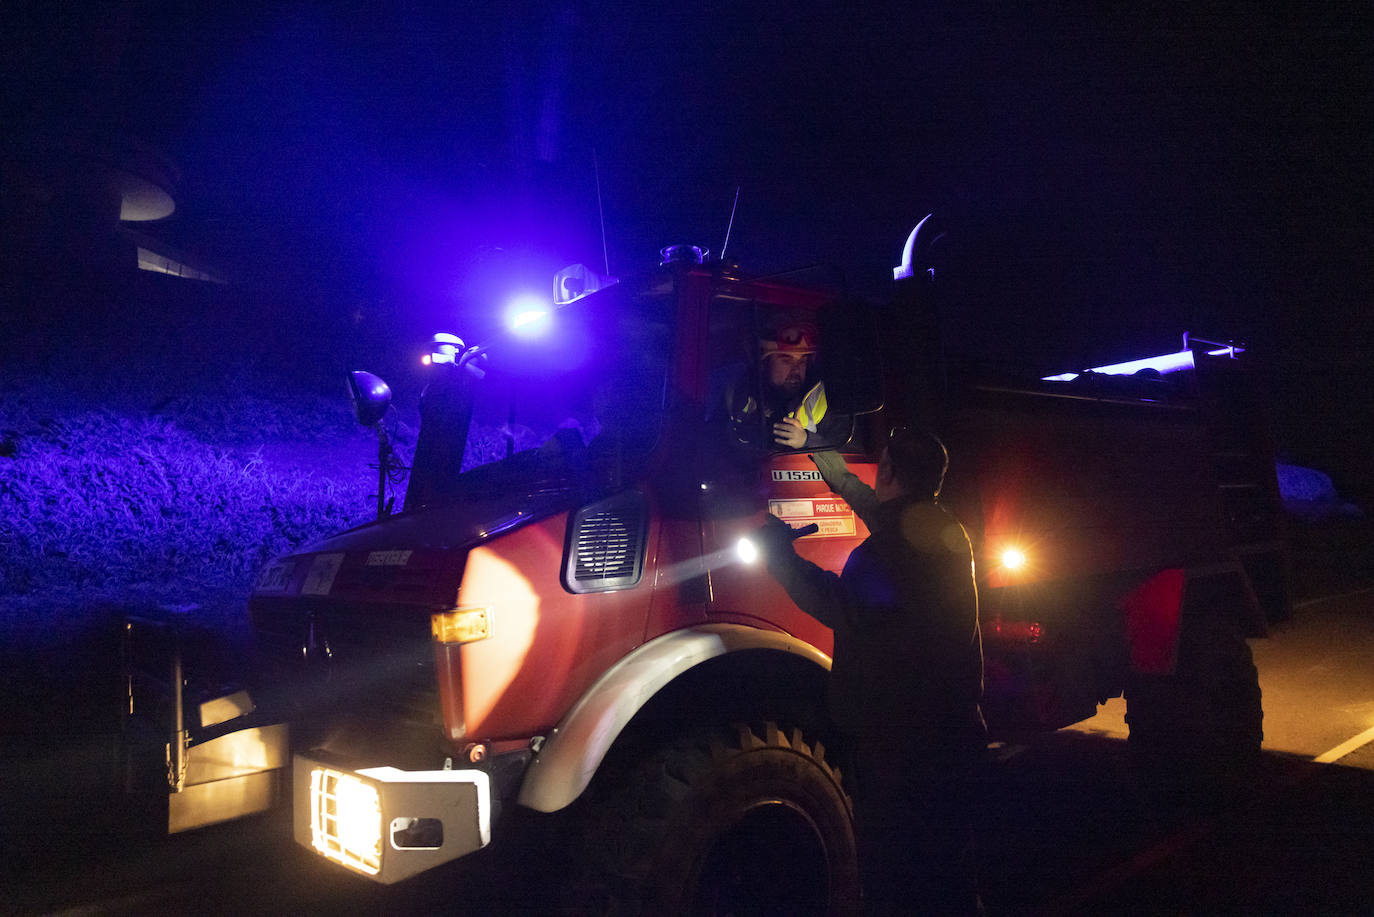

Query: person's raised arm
<box><xmin>810</xmin><ymin>449</ymin><xmax>879</xmax><ymax>530</ymax></box>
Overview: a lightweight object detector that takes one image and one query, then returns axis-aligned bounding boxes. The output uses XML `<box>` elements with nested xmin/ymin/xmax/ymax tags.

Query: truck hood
<box><xmin>307</xmin><ymin>482</ymin><xmax>574</xmax><ymax>555</ymax></box>
<box><xmin>250</xmin><ymin>482</ymin><xmax>577</xmax><ymax>606</ymax></box>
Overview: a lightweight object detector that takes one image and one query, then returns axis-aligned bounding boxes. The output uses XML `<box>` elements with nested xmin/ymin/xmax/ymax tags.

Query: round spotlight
<box><xmin>735</xmin><ymin>537</ymin><xmax>760</xmax><ymax>565</ymax></box>
<box><xmin>1001</xmin><ymin>548</ymin><xmax>1027</xmax><ymax>571</ymax></box>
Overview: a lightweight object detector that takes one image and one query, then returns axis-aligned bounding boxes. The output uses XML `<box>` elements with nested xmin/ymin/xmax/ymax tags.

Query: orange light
<box><xmin>431</xmin><ymin>606</ymin><xmax>492</xmax><ymax>644</ymax></box>
<box><xmin>1001</xmin><ymin>548</ymin><xmax>1027</xmax><ymax>571</ymax></box>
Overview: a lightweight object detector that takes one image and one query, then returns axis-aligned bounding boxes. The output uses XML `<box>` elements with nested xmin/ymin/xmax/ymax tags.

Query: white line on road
<box><xmin>1293</xmin><ymin>586</ymin><xmax>1374</xmax><ymax>610</ymax></box>
<box><xmin>1314</xmin><ymin>724</ymin><xmax>1374</xmax><ymax>764</ymax></box>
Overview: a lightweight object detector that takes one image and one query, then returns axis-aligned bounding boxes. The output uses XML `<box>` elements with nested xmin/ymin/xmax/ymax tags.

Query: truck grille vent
<box><xmin>565</xmin><ymin>492</ymin><xmax>648</xmax><ymax>593</ymax></box>
<box><xmin>576</xmin><ymin>513</ymin><xmax>637</xmax><ymax>578</ymax></box>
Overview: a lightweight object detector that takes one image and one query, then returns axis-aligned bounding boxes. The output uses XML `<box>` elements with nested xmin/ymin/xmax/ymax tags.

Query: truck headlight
<box><xmin>310</xmin><ymin>768</ymin><xmax>382</xmax><ymax>875</ymax></box>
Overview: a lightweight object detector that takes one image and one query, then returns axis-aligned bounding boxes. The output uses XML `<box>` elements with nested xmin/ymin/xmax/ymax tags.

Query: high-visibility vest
<box><xmin>789</xmin><ymin>381</ymin><xmax>828</xmax><ymax>432</ymax></box>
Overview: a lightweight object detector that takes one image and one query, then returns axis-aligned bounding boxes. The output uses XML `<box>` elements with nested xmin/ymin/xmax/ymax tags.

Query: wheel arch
<box><xmin>517</xmin><ymin>624</ymin><xmax>831</xmax><ymax>813</ymax></box>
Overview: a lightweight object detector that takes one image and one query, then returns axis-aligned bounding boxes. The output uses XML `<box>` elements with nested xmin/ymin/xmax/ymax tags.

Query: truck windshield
<box><xmin>406</xmin><ymin>277</ymin><xmax>675</xmax><ymax>509</ymax></box>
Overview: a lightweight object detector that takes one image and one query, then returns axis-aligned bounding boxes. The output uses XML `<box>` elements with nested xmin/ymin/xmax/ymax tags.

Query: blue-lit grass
<box><xmin>0</xmin><ymin>373</ymin><xmax>388</xmax><ymax>640</ymax></box>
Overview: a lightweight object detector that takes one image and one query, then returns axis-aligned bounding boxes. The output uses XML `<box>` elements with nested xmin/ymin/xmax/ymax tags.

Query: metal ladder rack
<box><xmin>1189</xmin><ymin>336</ymin><xmax>1290</xmax><ymax>623</ymax></box>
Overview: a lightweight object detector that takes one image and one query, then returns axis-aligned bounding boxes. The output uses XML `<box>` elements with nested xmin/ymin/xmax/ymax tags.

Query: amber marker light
<box><xmin>431</xmin><ymin>606</ymin><xmax>493</xmax><ymax>644</ymax></box>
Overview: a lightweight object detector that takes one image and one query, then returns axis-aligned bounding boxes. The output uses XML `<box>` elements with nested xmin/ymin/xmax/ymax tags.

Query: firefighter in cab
<box><xmin>734</xmin><ymin>320</ymin><xmax>845</xmax><ymax>450</ymax></box>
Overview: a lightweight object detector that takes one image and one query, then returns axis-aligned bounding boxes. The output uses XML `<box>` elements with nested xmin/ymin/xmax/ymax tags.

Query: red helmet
<box><xmin>760</xmin><ymin>322</ymin><xmax>819</xmax><ymax>357</ymax></box>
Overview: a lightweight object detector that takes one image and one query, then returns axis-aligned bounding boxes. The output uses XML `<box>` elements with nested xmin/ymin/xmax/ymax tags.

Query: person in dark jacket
<box><xmin>752</xmin><ymin>428</ymin><xmax>985</xmax><ymax>916</ymax></box>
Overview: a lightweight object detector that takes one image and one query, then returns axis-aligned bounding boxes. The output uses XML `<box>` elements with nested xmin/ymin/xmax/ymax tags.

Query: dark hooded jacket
<box><xmin>762</xmin><ymin>451</ymin><xmax>985</xmax><ymax>748</ymax></box>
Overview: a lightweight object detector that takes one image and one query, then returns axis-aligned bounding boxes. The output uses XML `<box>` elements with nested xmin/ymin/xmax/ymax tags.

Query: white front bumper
<box><xmin>292</xmin><ymin>753</ymin><xmax>492</xmax><ymax>884</ymax></box>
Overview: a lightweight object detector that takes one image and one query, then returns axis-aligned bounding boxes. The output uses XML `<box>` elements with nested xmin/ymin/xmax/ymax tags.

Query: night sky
<box><xmin>5</xmin><ymin>2</ymin><xmax>1372</xmax><ymax>485</ymax></box>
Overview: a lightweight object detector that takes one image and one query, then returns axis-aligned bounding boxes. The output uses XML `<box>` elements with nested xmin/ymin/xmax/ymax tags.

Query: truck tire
<box><xmin>573</xmin><ymin>721</ymin><xmax>859</xmax><ymax>917</ymax></box>
<box><xmin>1125</xmin><ymin>609</ymin><xmax>1263</xmax><ymax>806</ymax></box>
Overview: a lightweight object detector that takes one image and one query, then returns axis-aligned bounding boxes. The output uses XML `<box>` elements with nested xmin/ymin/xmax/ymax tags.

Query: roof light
<box><xmin>507</xmin><ymin>294</ymin><xmax>551</xmax><ymax>335</ymax></box>
<box><xmin>427</xmin><ymin>332</ymin><xmax>465</xmax><ymax>366</ymax></box>
<box><xmin>659</xmin><ymin>244</ymin><xmax>706</xmax><ymax>266</ymax></box>
<box><xmin>553</xmin><ymin>263</ymin><xmax>618</xmax><ymax>304</ymax></box>
<box><xmin>511</xmin><ymin>309</ymin><xmax>549</xmax><ymax>329</ymax></box>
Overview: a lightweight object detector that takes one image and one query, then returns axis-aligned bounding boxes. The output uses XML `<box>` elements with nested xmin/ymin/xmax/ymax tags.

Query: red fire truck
<box><xmin>123</xmin><ymin>218</ymin><xmax>1278</xmax><ymax>912</ymax></box>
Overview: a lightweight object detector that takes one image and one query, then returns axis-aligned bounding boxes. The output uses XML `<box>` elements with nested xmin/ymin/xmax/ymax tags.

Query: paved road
<box><xmin>1065</xmin><ymin>586</ymin><xmax>1374</xmax><ymax>766</ymax></box>
<box><xmin>1004</xmin><ymin>586</ymin><xmax>1374</xmax><ymax>915</ymax></box>
<box><xmin>8</xmin><ymin>590</ymin><xmax>1374</xmax><ymax>915</ymax></box>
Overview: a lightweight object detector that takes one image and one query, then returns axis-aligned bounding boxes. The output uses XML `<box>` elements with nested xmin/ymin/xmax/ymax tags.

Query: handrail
<box><xmin>970</xmin><ymin>382</ymin><xmax>1198</xmax><ymax>411</ymax></box>
<box><xmin>1183</xmin><ymin>332</ymin><xmax>1245</xmax><ymax>356</ymax></box>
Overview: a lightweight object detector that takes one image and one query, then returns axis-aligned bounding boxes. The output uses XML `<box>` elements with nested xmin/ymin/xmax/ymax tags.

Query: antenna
<box><xmin>594</xmin><ymin>150</ymin><xmax>611</xmax><ymax>276</ymax></box>
<box><xmin>719</xmin><ymin>186</ymin><xmax>741</xmax><ymax>262</ymax></box>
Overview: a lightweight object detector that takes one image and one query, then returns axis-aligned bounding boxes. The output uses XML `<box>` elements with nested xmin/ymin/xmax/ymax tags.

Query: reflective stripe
<box><xmin>790</xmin><ymin>381</ymin><xmax>828</xmax><ymax>432</ymax></box>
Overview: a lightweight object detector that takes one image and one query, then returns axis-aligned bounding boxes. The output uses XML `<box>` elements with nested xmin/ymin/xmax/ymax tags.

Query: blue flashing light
<box><xmin>512</xmin><ymin>309</ymin><xmax>550</xmax><ymax>329</ymax></box>
<box><xmin>507</xmin><ymin>294</ymin><xmax>552</xmax><ymax>336</ymax></box>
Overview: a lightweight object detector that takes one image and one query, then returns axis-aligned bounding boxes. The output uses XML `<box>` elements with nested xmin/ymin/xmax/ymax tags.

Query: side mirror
<box><xmin>347</xmin><ymin>371</ymin><xmax>392</xmax><ymax>428</ymax></box>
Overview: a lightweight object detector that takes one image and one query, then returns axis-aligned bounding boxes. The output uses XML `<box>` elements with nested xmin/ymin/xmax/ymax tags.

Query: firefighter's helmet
<box><xmin>760</xmin><ymin>322</ymin><xmax>819</xmax><ymax>357</ymax></box>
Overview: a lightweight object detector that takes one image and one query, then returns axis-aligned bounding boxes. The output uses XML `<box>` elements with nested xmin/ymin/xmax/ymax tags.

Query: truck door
<box><xmin>696</xmin><ymin>292</ymin><xmax>875</xmax><ymax>650</ymax></box>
